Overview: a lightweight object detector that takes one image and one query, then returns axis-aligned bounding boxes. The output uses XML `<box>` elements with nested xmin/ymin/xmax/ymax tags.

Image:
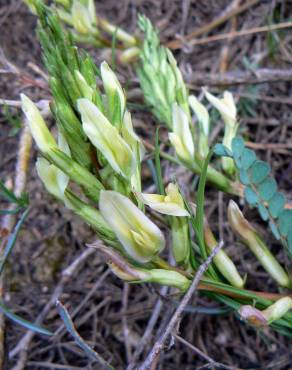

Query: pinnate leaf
<box><xmin>251</xmin><ymin>160</ymin><xmax>270</xmax><ymax>184</ymax></box>
<box><xmin>278</xmin><ymin>209</ymin><xmax>292</xmax><ymax>237</ymax></box>
<box><xmin>269</xmin><ymin>220</ymin><xmax>280</xmax><ymax>240</ymax></box>
<box><xmin>239</xmin><ymin>168</ymin><xmax>250</xmax><ymax>185</ymax></box>
<box><xmin>287</xmin><ymin>230</ymin><xmax>292</xmax><ymax>256</ymax></box>
<box><xmin>241</xmin><ymin>148</ymin><xmax>256</xmax><ymax>170</ymax></box>
<box><xmin>214</xmin><ymin>144</ymin><xmax>232</xmax><ymax>157</ymax></box>
<box><xmin>244</xmin><ymin>186</ymin><xmax>258</xmax><ymax>205</ymax></box>
<box><xmin>258</xmin><ymin>177</ymin><xmax>277</xmax><ymax>201</ymax></box>
<box><xmin>231</xmin><ymin>136</ymin><xmax>245</xmax><ymax>158</ymax></box>
<box><xmin>268</xmin><ymin>192</ymin><xmax>286</xmax><ymax>218</ymax></box>
<box><xmin>257</xmin><ymin>203</ymin><xmax>269</xmax><ymax>221</ymax></box>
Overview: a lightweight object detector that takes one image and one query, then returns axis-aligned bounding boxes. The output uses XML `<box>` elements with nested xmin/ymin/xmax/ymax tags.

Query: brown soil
<box><xmin>0</xmin><ymin>1</ymin><xmax>291</xmax><ymax>369</ymax></box>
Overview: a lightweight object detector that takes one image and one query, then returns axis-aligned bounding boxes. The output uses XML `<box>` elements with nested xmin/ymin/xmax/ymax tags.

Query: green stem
<box><xmin>158</xmin><ymin>150</ymin><xmax>240</xmax><ymax>196</ymax></box>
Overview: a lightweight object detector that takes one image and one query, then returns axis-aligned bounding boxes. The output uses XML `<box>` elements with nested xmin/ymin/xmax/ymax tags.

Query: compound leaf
<box><xmin>244</xmin><ymin>186</ymin><xmax>258</xmax><ymax>205</ymax></box>
<box><xmin>258</xmin><ymin>203</ymin><xmax>269</xmax><ymax>221</ymax></box>
<box><xmin>231</xmin><ymin>136</ymin><xmax>245</xmax><ymax>158</ymax></box>
<box><xmin>214</xmin><ymin>144</ymin><xmax>232</xmax><ymax>157</ymax></box>
<box><xmin>258</xmin><ymin>177</ymin><xmax>277</xmax><ymax>201</ymax></box>
<box><xmin>250</xmin><ymin>160</ymin><xmax>270</xmax><ymax>184</ymax></box>
<box><xmin>241</xmin><ymin>148</ymin><xmax>256</xmax><ymax>170</ymax></box>
<box><xmin>268</xmin><ymin>192</ymin><xmax>286</xmax><ymax>218</ymax></box>
<box><xmin>278</xmin><ymin>209</ymin><xmax>292</xmax><ymax>237</ymax></box>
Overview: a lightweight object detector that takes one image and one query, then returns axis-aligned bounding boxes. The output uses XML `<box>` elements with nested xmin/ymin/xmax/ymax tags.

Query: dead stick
<box><xmin>182</xmin><ymin>21</ymin><xmax>292</xmax><ymax>47</ymax></box>
<box><xmin>167</xmin><ymin>0</ymin><xmax>260</xmax><ymax>49</ymax></box>
<box><xmin>9</xmin><ymin>248</ymin><xmax>96</xmax><ymax>370</ymax></box>
<box><xmin>172</xmin><ymin>334</ymin><xmax>239</xmax><ymax>370</ymax></box>
<box><xmin>139</xmin><ymin>242</ymin><xmax>224</xmax><ymax>370</ymax></box>
<box><xmin>126</xmin><ymin>286</ymin><xmax>168</xmax><ymax>370</ymax></box>
<box><xmin>187</xmin><ymin>68</ymin><xmax>292</xmax><ymax>86</ymax></box>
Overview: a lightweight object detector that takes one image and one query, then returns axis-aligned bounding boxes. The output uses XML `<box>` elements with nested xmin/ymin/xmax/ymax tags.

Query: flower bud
<box><xmin>21</xmin><ymin>94</ymin><xmax>57</xmax><ymax>153</ymax></box>
<box><xmin>74</xmin><ymin>70</ymin><xmax>94</xmax><ymax>100</ymax></box>
<box><xmin>204</xmin><ymin>90</ymin><xmax>238</xmax><ymax>174</ymax></box>
<box><xmin>146</xmin><ymin>269</ymin><xmax>191</xmax><ymax>291</ymax></box>
<box><xmin>169</xmin><ymin>103</ymin><xmax>195</xmax><ymax>164</ymax></box>
<box><xmin>98</xmin><ymin>18</ymin><xmax>137</xmax><ymax>46</ymax></box>
<box><xmin>99</xmin><ymin>191</ymin><xmax>165</xmax><ymax>263</ymax></box>
<box><xmin>171</xmin><ymin>216</ymin><xmax>190</xmax><ymax>266</ymax></box>
<box><xmin>77</xmin><ymin>98</ymin><xmax>135</xmax><ymax>179</ymax></box>
<box><xmin>166</xmin><ymin>50</ymin><xmax>190</xmax><ymax>118</ymax></box>
<box><xmin>100</xmin><ymin>61</ymin><xmax>126</xmax><ymax>126</ymax></box>
<box><xmin>94</xmin><ymin>244</ymin><xmax>151</xmax><ymax>281</ymax></box>
<box><xmin>119</xmin><ymin>47</ymin><xmax>140</xmax><ymax>64</ymax></box>
<box><xmin>95</xmin><ymin>245</ymin><xmax>190</xmax><ymax>290</ymax></box>
<box><xmin>238</xmin><ymin>305</ymin><xmax>267</xmax><ymax>327</ymax></box>
<box><xmin>262</xmin><ymin>296</ymin><xmax>292</xmax><ymax>323</ymax></box>
<box><xmin>239</xmin><ymin>297</ymin><xmax>292</xmax><ymax>327</ymax></box>
<box><xmin>71</xmin><ymin>0</ymin><xmax>96</xmax><ymax>35</ymax></box>
<box><xmin>121</xmin><ymin>111</ymin><xmax>144</xmax><ymax>191</ymax></box>
<box><xmin>228</xmin><ymin>200</ymin><xmax>290</xmax><ymax>288</ymax></box>
<box><xmin>204</xmin><ymin>221</ymin><xmax>244</xmax><ymax>288</ymax></box>
<box><xmin>189</xmin><ymin>95</ymin><xmax>209</xmax><ymax>158</ymax></box>
<box><xmin>204</xmin><ymin>90</ymin><xmax>236</xmax><ymax>127</ymax></box>
<box><xmin>36</xmin><ymin>158</ymin><xmax>68</xmax><ymax>201</ymax></box>
<box><xmin>139</xmin><ymin>183</ymin><xmax>189</xmax><ymax>217</ymax></box>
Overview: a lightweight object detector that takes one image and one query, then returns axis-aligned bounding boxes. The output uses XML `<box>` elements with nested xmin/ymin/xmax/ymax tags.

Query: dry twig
<box><xmin>9</xmin><ymin>248</ymin><xmax>96</xmax><ymax>370</ymax></box>
<box><xmin>138</xmin><ymin>241</ymin><xmax>224</xmax><ymax>370</ymax></box>
<box><xmin>187</xmin><ymin>68</ymin><xmax>292</xmax><ymax>86</ymax></box>
<box><xmin>167</xmin><ymin>0</ymin><xmax>260</xmax><ymax>49</ymax></box>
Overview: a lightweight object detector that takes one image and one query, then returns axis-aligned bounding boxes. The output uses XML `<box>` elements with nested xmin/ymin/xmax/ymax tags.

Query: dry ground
<box><xmin>0</xmin><ymin>0</ymin><xmax>292</xmax><ymax>369</ymax></box>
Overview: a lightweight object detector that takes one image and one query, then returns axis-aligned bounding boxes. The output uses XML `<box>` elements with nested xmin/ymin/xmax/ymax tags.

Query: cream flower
<box><xmin>140</xmin><ymin>183</ymin><xmax>189</xmax><ymax>217</ymax></box>
<box><xmin>99</xmin><ymin>191</ymin><xmax>165</xmax><ymax>263</ymax></box>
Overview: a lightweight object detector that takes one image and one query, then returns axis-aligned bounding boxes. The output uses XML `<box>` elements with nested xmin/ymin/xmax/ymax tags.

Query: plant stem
<box><xmin>144</xmin><ymin>141</ymin><xmax>241</xmax><ymax>195</ymax></box>
<box><xmin>153</xmin><ymin>257</ymin><xmax>289</xmax><ymax>302</ymax></box>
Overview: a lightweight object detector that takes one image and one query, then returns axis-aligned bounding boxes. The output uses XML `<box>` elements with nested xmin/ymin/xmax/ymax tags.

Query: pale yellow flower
<box><xmin>99</xmin><ymin>191</ymin><xmax>165</xmax><ymax>263</ymax></box>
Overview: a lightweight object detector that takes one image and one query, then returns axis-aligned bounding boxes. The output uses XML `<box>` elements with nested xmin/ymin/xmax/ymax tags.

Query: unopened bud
<box><xmin>169</xmin><ymin>103</ymin><xmax>195</xmax><ymax>164</ymax></box>
<box><xmin>228</xmin><ymin>200</ymin><xmax>290</xmax><ymax>288</ymax></box>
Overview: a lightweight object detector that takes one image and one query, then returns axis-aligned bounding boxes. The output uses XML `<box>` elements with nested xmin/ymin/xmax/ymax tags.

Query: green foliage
<box><xmin>216</xmin><ymin>136</ymin><xmax>292</xmax><ymax>257</ymax></box>
<box><xmin>0</xmin><ymin>209</ymin><xmax>30</xmax><ymax>275</ymax></box>
<box><xmin>0</xmin><ymin>301</ymin><xmax>52</xmax><ymax>336</ymax></box>
<box><xmin>35</xmin><ymin>2</ymin><xmax>95</xmax><ymax>169</ymax></box>
<box><xmin>137</xmin><ymin>15</ymin><xmax>190</xmax><ymax>128</ymax></box>
<box><xmin>56</xmin><ymin>300</ymin><xmax>114</xmax><ymax>367</ymax></box>
<box><xmin>0</xmin><ymin>180</ymin><xmax>29</xmax><ymax>214</ymax></box>
<box><xmin>214</xmin><ymin>144</ymin><xmax>232</xmax><ymax>157</ymax></box>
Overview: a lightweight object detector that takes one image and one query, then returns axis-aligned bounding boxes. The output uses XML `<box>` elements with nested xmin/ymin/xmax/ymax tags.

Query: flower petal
<box><xmin>189</xmin><ymin>95</ymin><xmax>209</xmax><ymax>136</ymax></box>
<box><xmin>77</xmin><ymin>98</ymin><xmax>135</xmax><ymax>178</ymax></box>
<box><xmin>21</xmin><ymin>94</ymin><xmax>57</xmax><ymax>153</ymax></box>
<box><xmin>99</xmin><ymin>190</ymin><xmax>165</xmax><ymax>263</ymax></box>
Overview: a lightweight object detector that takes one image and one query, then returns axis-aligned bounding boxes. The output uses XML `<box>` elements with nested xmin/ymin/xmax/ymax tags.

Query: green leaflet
<box><xmin>215</xmin><ymin>136</ymin><xmax>291</xmax><ymax>257</ymax></box>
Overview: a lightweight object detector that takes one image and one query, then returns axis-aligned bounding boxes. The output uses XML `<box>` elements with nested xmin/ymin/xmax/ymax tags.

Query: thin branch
<box><xmin>126</xmin><ymin>286</ymin><xmax>168</xmax><ymax>370</ymax></box>
<box><xmin>187</xmin><ymin>68</ymin><xmax>292</xmax><ymax>86</ymax></box>
<box><xmin>9</xmin><ymin>248</ymin><xmax>96</xmax><ymax>370</ymax></box>
<box><xmin>167</xmin><ymin>0</ymin><xmax>260</xmax><ymax>49</ymax></box>
<box><xmin>183</xmin><ymin>21</ymin><xmax>292</xmax><ymax>47</ymax></box>
<box><xmin>172</xmin><ymin>334</ymin><xmax>239</xmax><ymax>370</ymax></box>
<box><xmin>139</xmin><ymin>241</ymin><xmax>224</xmax><ymax>370</ymax></box>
